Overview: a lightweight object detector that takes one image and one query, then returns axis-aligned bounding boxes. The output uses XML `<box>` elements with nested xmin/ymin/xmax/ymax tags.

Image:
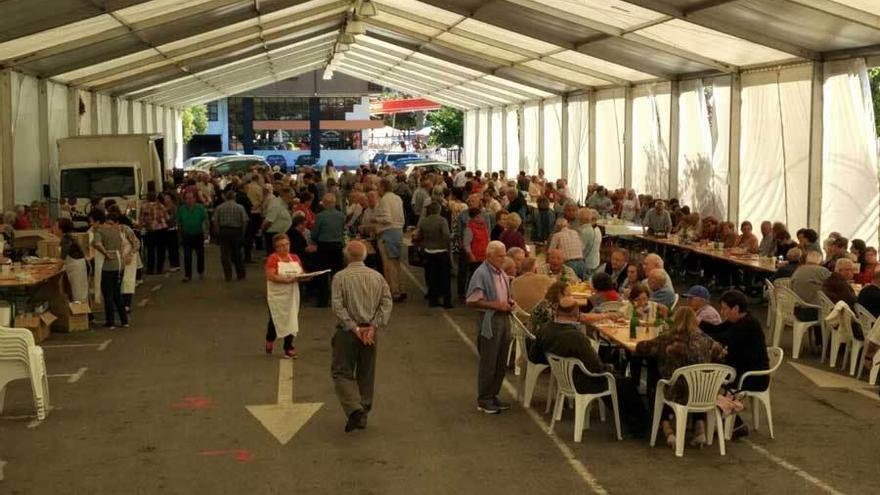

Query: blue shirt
<box><xmin>650</xmin><ymin>286</ymin><xmax>676</xmax><ymax>309</ymax></box>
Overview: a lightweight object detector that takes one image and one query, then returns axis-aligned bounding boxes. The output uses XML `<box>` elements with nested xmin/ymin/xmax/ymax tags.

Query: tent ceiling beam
<box><xmin>623</xmin><ymin>0</ymin><xmax>820</xmax><ymax>60</ymax></box>
<box><xmin>375</xmin><ymin>4</ymin><xmax>629</xmax><ymax>85</ymax></box>
<box><xmin>103</xmin><ymin>28</ymin><xmax>338</xmax><ymax>95</ymax></box>
<box><xmin>364</xmin><ymin>31</ymin><xmax>561</xmax><ymax>95</ymax></box>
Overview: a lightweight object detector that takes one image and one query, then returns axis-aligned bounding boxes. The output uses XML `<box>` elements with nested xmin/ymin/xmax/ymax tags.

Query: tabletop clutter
<box><xmin>0</xmin><ymin>229</ymin><xmax>91</xmax><ymax>343</ymax></box>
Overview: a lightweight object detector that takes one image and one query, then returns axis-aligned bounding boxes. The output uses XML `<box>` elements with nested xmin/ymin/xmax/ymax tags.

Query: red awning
<box><xmin>373</xmin><ymin>98</ymin><xmax>441</xmax><ymax>114</ymax></box>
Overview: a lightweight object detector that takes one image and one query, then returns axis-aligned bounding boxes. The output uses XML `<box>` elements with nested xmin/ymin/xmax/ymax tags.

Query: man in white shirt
<box><xmin>453</xmin><ymin>168</ymin><xmax>469</xmax><ymax>189</ymax></box>
<box><xmin>373</xmin><ymin>179</ymin><xmax>407</xmax><ymax>301</ymax></box>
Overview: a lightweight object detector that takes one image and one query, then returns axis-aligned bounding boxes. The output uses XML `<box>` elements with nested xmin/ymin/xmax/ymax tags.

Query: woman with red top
<box><xmin>264</xmin><ymin>233</ymin><xmax>317</xmax><ymax>358</ymax></box>
<box><xmin>857</xmin><ymin>246</ymin><xmax>878</xmax><ymax>284</ymax></box>
<box><xmin>588</xmin><ymin>271</ymin><xmax>620</xmax><ymax>310</ymax></box>
<box><xmin>13</xmin><ymin>205</ymin><xmax>30</xmax><ymax>230</ymax></box>
<box><xmin>463</xmin><ymin>207</ymin><xmax>490</xmax><ymax>282</ymax></box>
<box><xmin>294</xmin><ymin>192</ymin><xmax>316</xmax><ymax>230</ymax></box>
<box><xmin>498</xmin><ymin>212</ymin><xmax>526</xmax><ymax>251</ymax></box>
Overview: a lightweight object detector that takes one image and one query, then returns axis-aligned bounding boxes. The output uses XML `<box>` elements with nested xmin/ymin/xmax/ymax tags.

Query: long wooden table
<box><xmin>595</xmin><ymin>322</ymin><xmax>660</xmax><ymax>352</ymax></box>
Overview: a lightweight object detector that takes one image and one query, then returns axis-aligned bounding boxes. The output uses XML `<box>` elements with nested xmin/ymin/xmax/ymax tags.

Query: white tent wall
<box><xmin>97</xmin><ymin>94</ymin><xmax>113</xmax><ymax>134</ymax></box>
<box><xmin>595</xmin><ymin>88</ymin><xmax>625</xmax><ymax>189</ymax></box>
<box><xmin>505</xmin><ymin>106</ymin><xmax>520</xmax><ymax>178</ymax></box>
<box><xmin>116</xmin><ymin>97</ymin><xmax>129</xmax><ymax>134</ymax></box>
<box><xmin>490</xmin><ymin>107</ymin><xmax>504</xmax><ymax>173</ymax></box>
<box><xmin>131</xmin><ymin>101</ymin><xmax>143</xmax><ymax>133</ymax></box>
<box><xmin>632</xmin><ymin>83</ymin><xmax>671</xmax><ymax>198</ymax></box>
<box><xmin>542</xmin><ymin>97</ymin><xmax>563</xmax><ymax>184</ymax></box>
<box><xmin>523</xmin><ymin>101</ymin><xmax>540</xmax><ymax>175</ymax></box>
<box><xmin>463</xmin><ymin>109</ymin><xmax>477</xmax><ymax>169</ymax></box>
<box><xmin>46</xmin><ymin>80</ymin><xmax>70</xmax><ymax>196</ymax></box>
<box><xmin>677</xmin><ymin>78</ymin><xmax>729</xmax><ymax>220</ymax></box>
<box><xmin>77</xmin><ymin>90</ymin><xmax>92</xmax><ymax>135</ymax></box>
<box><xmin>822</xmin><ymin>59</ymin><xmax>880</xmax><ymax>246</ymax></box>
<box><xmin>174</xmin><ymin>109</ymin><xmax>184</xmax><ymax>170</ymax></box>
<box><xmin>739</xmin><ymin>66</ymin><xmax>811</xmax><ymax>232</ymax></box>
<box><xmin>566</xmin><ymin>95</ymin><xmax>589</xmax><ymax>203</ymax></box>
<box><xmin>477</xmin><ymin>108</ymin><xmax>490</xmax><ymax>171</ymax></box>
<box><xmin>10</xmin><ymin>71</ymin><xmax>40</xmax><ymax>205</ymax></box>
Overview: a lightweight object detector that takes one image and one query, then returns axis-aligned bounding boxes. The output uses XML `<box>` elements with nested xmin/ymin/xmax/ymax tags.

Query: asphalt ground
<box><xmin>1</xmin><ymin>247</ymin><xmax>878</xmax><ymax>494</ymax></box>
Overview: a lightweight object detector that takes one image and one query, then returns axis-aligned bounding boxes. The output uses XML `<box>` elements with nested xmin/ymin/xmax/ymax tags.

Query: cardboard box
<box><xmin>67</xmin><ymin>302</ymin><xmax>91</xmax><ymax>332</ymax></box>
<box><xmin>37</xmin><ymin>239</ymin><xmax>61</xmax><ymax>259</ymax></box>
<box><xmin>15</xmin><ymin>311</ymin><xmax>57</xmax><ymax>344</ymax></box>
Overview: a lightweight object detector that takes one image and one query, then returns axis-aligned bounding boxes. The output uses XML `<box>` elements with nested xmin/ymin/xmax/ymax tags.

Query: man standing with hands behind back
<box><xmin>331</xmin><ymin>241</ymin><xmax>394</xmax><ymax>432</ymax></box>
<box><xmin>467</xmin><ymin>240</ymin><xmax>515</xmax><ymax>414</ymax></box>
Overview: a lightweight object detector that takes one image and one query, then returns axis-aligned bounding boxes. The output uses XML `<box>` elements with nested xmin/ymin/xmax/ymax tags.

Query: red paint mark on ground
<box><xmin>199</xmin><ymin>449</ymin><xmax>255</xmax><ymax>463</ymax></box>
<box><xmin>172</xmin><ymin>396</ymin><xmax>214</xmax><ymax>410</ymax></box>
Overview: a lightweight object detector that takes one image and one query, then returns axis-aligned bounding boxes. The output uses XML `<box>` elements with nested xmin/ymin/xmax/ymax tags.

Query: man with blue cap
<box><xmin>684</xmin><ymin>285</ymin><xmax>721</xmax><ymax>325</ymax></box>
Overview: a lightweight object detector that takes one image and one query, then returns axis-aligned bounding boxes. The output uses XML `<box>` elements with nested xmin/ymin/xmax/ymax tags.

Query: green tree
<box><xmin>181</xmin><ymin>104</ymin><xmax>208</xmax><ymax>143</ymax></box>
<box><xmin>425</xmin><ymin>106</ymin><xmax>463</xmax><ymax>148</ymax></box>
<box><xmin>870</xmin><ymin>67</ymin><xmax>880</xmax><ymax>137</ymax></box>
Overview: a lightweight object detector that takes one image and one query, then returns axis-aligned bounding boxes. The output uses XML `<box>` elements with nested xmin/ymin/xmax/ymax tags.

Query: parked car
<box><xmin>264</xmin><ymin>154</ymin><xmax>288</xmax><ymax>171</ymax></box>
<box><xmin>405</xmin><ymin>160</ymin><xmax>457</xmax><ymax>177</ymax></box>
<box><xmin>293</xmin><ymin>154</ymin><xmax>318</xmax><ymax>172</ymax></box>
<box><xmin>182</xmin><ymin>156</ymin><xmax>216</xmax><ymax>170</ymax></box>
<box><xmin>370</xmin><ymin>152</ymin><xmax>386</xmax><ymax>167</ymax></box>
<box><xmin>200</xmin><ymin>151</ymin><xmax>242</xmax><ymax>158</ymax></box>
<box><xmin>383</xmin><ymin>152</ymin><xmax>420</xmax><ymax>169</ymax></box>
<box><xmin>207</xmin><ymin>155</ymin><xmax>269</xmax><ymax>176</ymax></box>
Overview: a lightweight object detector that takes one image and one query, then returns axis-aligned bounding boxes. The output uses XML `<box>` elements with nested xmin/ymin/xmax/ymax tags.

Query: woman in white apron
<box><xmin>59</xmin><ymin>219</ymin><xmax>89</xmax><ymax>303</ymax></box>
<box><xmin>264</xmin><ymin>233</ymin><xmax>315</xmax><ymax>358</ymax></box>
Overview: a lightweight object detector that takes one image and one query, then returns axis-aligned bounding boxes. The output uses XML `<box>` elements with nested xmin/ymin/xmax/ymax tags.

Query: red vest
<box><xmin>468</xmin><ymin>220</ymin><xmax>489</xmax><ymax>261</ymax></box>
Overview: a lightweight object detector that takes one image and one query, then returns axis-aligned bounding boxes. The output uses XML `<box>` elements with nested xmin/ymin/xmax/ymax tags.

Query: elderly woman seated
<box><xmin>633</xmin><ymin>307</ymin><xmax>724</xmax><ymax>448</ymax></box>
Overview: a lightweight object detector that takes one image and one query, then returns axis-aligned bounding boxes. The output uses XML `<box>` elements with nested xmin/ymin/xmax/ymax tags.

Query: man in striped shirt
<box><xmin>331</xmin><ymin>241</ymin><xmax>394</xmax><ymax>432</ymax></box>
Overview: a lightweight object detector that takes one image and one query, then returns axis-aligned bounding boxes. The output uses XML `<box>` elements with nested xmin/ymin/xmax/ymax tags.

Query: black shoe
<box><xmin>493</xmin><ymin>399</ymin><xmax>511</xmax><ymax>410</ymax></box>
<box><xmin>345</xmin><ymin>409</ymin><xmax>364</xmax><ymax>432</ymax></box>
<box><xmin>357</xmin><ymin>411</ymin><xmax>368</xmax><ymax>429</ymax></box>
<box><xmin>477</xmin><ymin>403</ymin><xmax>501</xmax><ymax>414</ymax></box>
<box><xmin>731</xmin><ymin>423</ymin><xmax>750</xmax><ymax>441</ymax></box>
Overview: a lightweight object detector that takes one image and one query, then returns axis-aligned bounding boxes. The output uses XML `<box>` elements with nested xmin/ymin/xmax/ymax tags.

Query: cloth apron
<box><xmin>64</xmin><ymin>256</ymin><xmax>89</xmax><ymax>303</ymax></box>
<box><xmin>120</xmin><ymin>232</ymin><xmax>138</xmax><ymax>295</ymax></box>
<box><xmin>267</xmin><ymin>258</ymin><xmax>302</xmax><ymax>339</ymax></box>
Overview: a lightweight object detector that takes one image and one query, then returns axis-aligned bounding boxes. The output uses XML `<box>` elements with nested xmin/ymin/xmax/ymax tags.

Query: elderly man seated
<box><xmin>791</xmin><ymin>250</ymin><xmax>831</xmax><ymax>321</ymax></box>
<box><xmin>511</xmin><ymin>257</ymin><xmax>554</xmax><ymax>312</ymax></box>
<box><xmin>647</xmin><ymin>269</ymin><xmax>676</xmax><ymax>309</ymax></box>
<box><xmin>683</xmin><ymin>285</ymin><xmax>721</xmax><ymax>325</ymax></box>
<box><xmin>527</xmin><ymin>296</ymin><xmax>647</xmax><ymax>437</ymax></box>
<box><xmin>822</xmin><ymin>258</ymin><xmax>857</xmax><ymax>308</ymax></box>
<box><xmin>538</xmin><ymin>248</ymin><xmax>580</xmax><ymax>283</ymax></box>
<box><xmin>507</xmin><ymin>246</ymin><xmax>526</xmax><ymax>275</ymax></box>
<box><xmin>641</xmin><ymin>253</ymin><xmax>673</xmax><ymax>289</ymax></box>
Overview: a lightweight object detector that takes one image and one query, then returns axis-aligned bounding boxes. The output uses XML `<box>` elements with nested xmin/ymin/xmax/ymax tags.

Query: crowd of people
<box><xmin>4</xmin><ymin>158</ymin><xmax>879</xmax><ymax>436</ymax></box>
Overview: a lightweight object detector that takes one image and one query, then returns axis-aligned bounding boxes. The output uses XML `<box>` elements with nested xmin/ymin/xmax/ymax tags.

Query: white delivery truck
<box><xmin>54</xmin><ymin>134</ymin><xmax>165</xmax><ymax>218</ymax></box>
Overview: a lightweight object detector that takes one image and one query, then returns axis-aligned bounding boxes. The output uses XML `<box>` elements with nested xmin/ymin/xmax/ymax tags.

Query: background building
<box><xmin>203</xmin><ymin>71</ymin><xmax>383</xmax><ymax>168</ymax></box>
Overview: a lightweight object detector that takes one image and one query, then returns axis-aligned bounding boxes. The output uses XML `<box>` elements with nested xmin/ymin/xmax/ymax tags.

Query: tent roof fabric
<box><xmin>2</xmin><ymin>0</ymin><xmax>879</xmax><ymax>109</ymax></box>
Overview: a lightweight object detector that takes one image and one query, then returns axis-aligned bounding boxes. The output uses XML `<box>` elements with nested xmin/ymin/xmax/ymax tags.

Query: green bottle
<box><xmin>629</xmin><ymin>305</ymin><xmax>638</xmax><ymax>339</ymax></box>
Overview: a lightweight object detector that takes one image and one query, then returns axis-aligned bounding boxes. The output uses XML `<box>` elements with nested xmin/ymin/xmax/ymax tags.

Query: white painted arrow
<box><xmin>789</xmin><ymin>362</ymin><xmax>879</xmax><ymax>402</ymax></box>
<box><xmin>246</xmin><ymin>359</ymin><xmax>322</xmax><ymax>445</ymax></box>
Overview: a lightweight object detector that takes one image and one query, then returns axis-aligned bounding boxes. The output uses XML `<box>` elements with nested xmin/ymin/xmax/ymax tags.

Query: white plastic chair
<box><xmin>649</xmin><ymin>364</ymin><xmax>736</xmax><ymax>457</ymax></box>
<box><xmin>0</xmin><ymin>301</ymin><xmax>11</xmax><ymax>327</ymax></box>
<box><xmin>773</xmin><ymin>287</ymin><xmax>819</xmax><ymax>359</ymax></box>
<box><xmin>596</xmin><ymin>301</ymin><xmax>623</xmax><ymax>313</ymax></box>
<box><xmin>0</xmin><ymin>326</ymin><xmax>50</xmax><ymax>420</ymax></box>
<box><xmin>546</xmin><ymin>353</ymin><xmax>622</xmax><ymax>443</ymax></box>
<box><xmin>773</xmin><ymin>277</ymin><xmax>791</xmax><ymax>290</ymax></box>
<box><xmin>764</xmin><ymin>279</ymin><xmax>776</xmax><ymax>336</ymax></box>
<box><xmin>724</xmin><ymin>347</ymin><xmax>784</xmax><ymax>440</ymax></box>
<box><xmin>816</xmin><ymin>292</ymin><xmax>836</xmax><ymax>363</ymax></box>
<box><xmin>827</xmin><ymin>304</ymin><xmax>863</xmax><ymax>375</ymax></box>
<box><xmin>509</xmin><ymin>314</ymin><xmax>554</xmax><ymax>411</ymax></box>
<box><xmin>854</xmin><ymin>304</ymin><xmax>876</xmax><ymax>380</ymax></box>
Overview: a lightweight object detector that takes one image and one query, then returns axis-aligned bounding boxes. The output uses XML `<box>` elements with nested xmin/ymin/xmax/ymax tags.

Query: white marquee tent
<box><xmin>1</xmin><ymin>0</ymin><xmax>879</xmax><ymax>243</ymax></box>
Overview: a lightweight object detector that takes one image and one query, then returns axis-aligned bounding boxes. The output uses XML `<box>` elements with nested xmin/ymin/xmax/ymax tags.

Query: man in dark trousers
<box><xmin>331</xmin><ymin>241</ymin><xmax>393</xmax><ymax>432</ymax></box>
<box><xmin>700</xmin><ymin>290</ymin><xmax>770</xmax><ymax>439</ymax></box>
<box><xmin>312</xmin><ymin>193</ymin><xmax>346</xmax><ymax>307</ymax></box>
<box><xmin>212</xmin><ymin>190</ymin><xmax>248</xmax><ymax>282</ymax></box>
